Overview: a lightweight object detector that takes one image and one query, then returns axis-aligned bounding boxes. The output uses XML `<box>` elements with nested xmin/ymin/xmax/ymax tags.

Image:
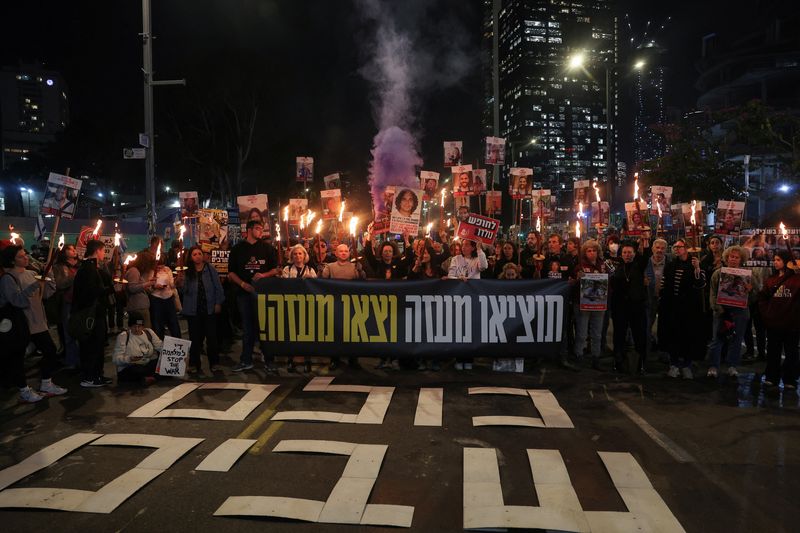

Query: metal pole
<box><xmin>142</xmin><ymin>0</ymin><xmax>156</xmax><ymax>236</ymax></box>
<box><xmin>605</xmin><ymin>65</ymin><xmax>613</xmax><ymax>208</ymax></box>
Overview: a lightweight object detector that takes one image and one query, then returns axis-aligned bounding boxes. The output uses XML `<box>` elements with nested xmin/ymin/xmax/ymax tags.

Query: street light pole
<box><xmin>141</xmin><ymin>0</ymin><xmax>184</xmax><ymax>237</ymax></box>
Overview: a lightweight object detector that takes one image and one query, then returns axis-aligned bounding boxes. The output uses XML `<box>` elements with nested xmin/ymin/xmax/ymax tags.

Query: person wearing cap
<box><xmin>758</xmin><ymin>249</ymin><xmax>800</xmax><ymax>389</ymax></box>
<box><xmin>113</xmin><ymin>311</ymin><xmax>163</xmax><ymax>385</ymax></box>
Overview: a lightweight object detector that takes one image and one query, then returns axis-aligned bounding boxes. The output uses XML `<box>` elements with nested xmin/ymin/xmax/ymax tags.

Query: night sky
<box><xmin>0</xmin><ymin>0</ymin><xmax>776</xmax><ymax>205</ymax></box>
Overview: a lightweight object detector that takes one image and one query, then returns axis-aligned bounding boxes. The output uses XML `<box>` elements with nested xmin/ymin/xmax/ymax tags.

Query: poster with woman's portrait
<box><xmin>531</xmin><ymin>189</ymin><xmax>552</xmax><ymax>222</ymax></box>
<box><xmin>591</xmin><ymin>201</ymin><xmax>610</xmax><ymax>227</ymax></box>
<box><xmin>443</xmin><ymin>141</ymin><xmax>462</xmax><ymax>167</ymax></box>
<box><xmin>180</xmin><ymin>191</ymin><xmax>199</xmax><ymax>218</ymax></box>
<box><xmin>323</xmin><ymin>173</ymin><xmax>341</xmax><ymax>190</ymax></box>
<box><xmin>237</xmin><ymin>194</ymin><xmax>269</xmax><ymax>232</ymax></box>
<box><xmin>573</xmin><ymin>180</ymin><xmax>591</xmax><ymax>212</ymax></box>
<box><xmin>40</xmin><ymin>172</ymin><xmax>81</xmax><ymax>219</ymax></box>
<box><xmin>419</xmin><ymin>171</ymin><xmax>439</xmax><ymax>201</ymax></box>
<box><xmin>485</xmin><ymin>136</ymin><xmax>506</xmax><ymax>165</ymax></box>
<box><xmin>389</xmin><ymin>188</ymin><xmax>422</xmax><ymax>235</ymax></box>
<box><xmin>485</xmin><ymin>190</ymin><xmax>502</xmax><ymax>216</ymax></box>
<box><xmin>321</xmin><ymin>189</ymin><xmax>342</xmax><ymax>220</ymax></box>
<box><xmin>288</xmin><ymin>198</ymin><xmax>308</xmax><ymax>224</ymax></box>
<box><xmin>509</xmin><ymin>168</ymin><xmax>533</xmax><ymax>199</ymax></box>
<box><xmin>472</xmin><ymin>169</ymin><xmax>487</xmax><ymax>195</ymax></box>
<box><xmin>296</xmin><ymin>156</ymin><xmax>314</xmax><ymax>182</ymax></box>
<box><xmin>625</xmin><ymin>202</ymin><xmax>650</xmax><ymax>236</ymax></box>
<box><xmin>452</xmin><ymin>165</ymin><xmax>473</xmax><ymax>197</ymax></box>
<box><xmin>715</xmin><ymin>200</ymin><xmax>745</xmax><ymax>236</ymax></box>
<box><xmin>198</xmin><ymin>209</ymin><xmax>228</xmax><ymax>251</ymax></box>
<box><xmin>681</xmin><ymin>201</ymin><xmax>706</xmax><ymax>237</ymax></box>
<box><xmin>650</xmin><ymin>185</ymin><xmax>673</xmax><ymax>217</ymax></box>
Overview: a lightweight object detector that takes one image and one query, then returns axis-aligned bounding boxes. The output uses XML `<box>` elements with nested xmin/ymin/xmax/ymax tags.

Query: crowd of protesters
<box><xmin>2</xmin><ymin>216</ymin><xmax>799</xmax><ymax>404</ymax></box>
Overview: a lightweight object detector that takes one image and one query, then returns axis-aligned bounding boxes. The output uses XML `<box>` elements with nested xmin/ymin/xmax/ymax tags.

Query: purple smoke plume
<box><xmin>368</xmin><ymin>127</ymin><xmax>423</xmax><ymax>216</ymax></box>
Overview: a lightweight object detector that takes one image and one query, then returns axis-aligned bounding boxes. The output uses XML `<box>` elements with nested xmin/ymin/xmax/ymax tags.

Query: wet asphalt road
<box><xmin>1</xmin><ymin>339</ymin><xmax>798</xmax><ymax>532</ymax></box>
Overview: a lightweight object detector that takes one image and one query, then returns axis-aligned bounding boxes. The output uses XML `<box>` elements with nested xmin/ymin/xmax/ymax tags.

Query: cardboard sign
<box><xmin>157</xmin><ymin>336</ymin><xmax>191</xmax><ymax>377</ymax></box>
<box><xmin>580</xmin><ymin>273</ymin><xmax>609</xmax><ymax>311</ymax></box>
<box><xmin>716</xmin><ymin>267</ymin><xmax>750</xmax><ymax>309</ymax></box>
<box><xmin>456</xmin><ymin>214</ymin><xmax>500</xmax><ymax>245</ymax></box>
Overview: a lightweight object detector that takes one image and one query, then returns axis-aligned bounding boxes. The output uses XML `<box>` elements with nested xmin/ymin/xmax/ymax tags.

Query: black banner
<box><xmin>254</xmin><ymin>279</ymin><xmax>569</xmax><ymax>358</ymax></box>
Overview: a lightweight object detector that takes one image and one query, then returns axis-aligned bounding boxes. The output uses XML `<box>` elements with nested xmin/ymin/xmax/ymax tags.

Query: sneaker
<box><xmin>706</xmin><ymin>367</ymin><xmax>718</xmax><ymax>378</ymax></box>
<box><xmin>727</xmin><ymin>367</ymin><xmax>738</xmax><ymax>377</ymax></box>
<box><xmin>375</xmin><ymin>359</ymin><xmax>389</xmax><ymax>370</ymax></box>
<box><xmin>19</xmin><ymin>386</ymin><xmax>44</xmax><ymax>403</ymax></box>
<box><xmin>101</xmin><ymin>376</ymin><xmax>113</xmax><ymax>385</ymax></box>
<box><xmin>464</xmin><ymin>362</ymin><xmax>473</xmax><ymax>370</ymax></box>
<box><xmin>210</xmin><ymin>365</ymin><xmax>221</xmax><ymax>373</ymax></box>
<box><xmin>39</xmin><ymin>379</ymin><xmax>67</xmax><ymax>396</ymax></box>
<box><xmin>232</xmin><ymin>362</ymin><xmax>254</xmax><ymax>372</ymax></box>
<box><xmin>455</xmin><ymin>362</ymin><xmax>464</xmax><ymax>370</ymax></box>
<box><xmin>390</xmin><ymin>360</ymin><xmax>400</xmax><ymax>370</ymax></box>
<box><xmin>667</xmin><ymin>366</ymin><xmax>680</xmax><ymax>378</ymax></box>
<box><xmin>80</xmin><ymin>377</ymin><xmax>107</xmax><ymax>388</ymax></box>
<box><xmin>681</xmin><ymin>367</ymin><xmax>693</xmax><ymax>380</ymax></box>
<box><xmin>417</xmin><ymin>361</ymin><xmax>427</xmax><ymax>371</ymax></box>
<box><xmin>264</xmin><ymin>362</ymin><xmax>278</xmax><ymax>373</ymax></box>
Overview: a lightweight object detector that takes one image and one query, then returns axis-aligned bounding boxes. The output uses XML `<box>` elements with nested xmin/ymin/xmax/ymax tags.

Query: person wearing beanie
<box><xmin>113</xmin><ymin>311</ymin><xmax>162</xmax><ymax>386</ymax></box>
<box><xmin>759</xmin><ymin>249</ymin><xmax>800</xmax><ymax>389</ymax></box>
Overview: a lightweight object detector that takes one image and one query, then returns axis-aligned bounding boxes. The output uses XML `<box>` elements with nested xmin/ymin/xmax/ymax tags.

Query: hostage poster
<box><xmin>509</xmin><ymin>168</ymin><xmax>533</xmax><ymax>199</ymax></box>
<box><xmin>580</xmin><ymin>273</ymin><xmax>608</xmax><ymax>311</ymax></box>
<box><xmin>715</xmin><ymin>200</ymin><xmax>745</xmax><ymax>236</ymax></box>
<box><xmin>321</xmin><ymin>189</ymin><xmax>342</xmax><ymax>220</ymax></box>
<box><xmin>389</xmin><ymin>188</ymin><xmax>422</xmax><ymax>235</ymax></box>
<box><xmin>419</xmin><ymin>171</ymin><xmax>439</xmax><ymax>201</ymax></box>
<box><xmin>716</xmin><ymin>267</ymin><xmax>751</xmax><ymax>309</ymax></box>
<box><xmin>485</xmin><ymin>136</ymin><xmax>506</xmax><ymax>165</ymax></box>
<box><xmin>40</xmin><ymin>172</ymin><xmax>81</xmax><ymax>219</ymax></box>
<box><xmin>452</xmin><ymin>165</ymin><xmax>474</xmax><ymax>197</ymax></box>
<box><xmin>296</xmin><ymin>156</ymin><xmax>314</xmax><ymax>182</ymax></box>
<box><xmin>443</xmin><ymin>141</ymin><xmax>462</xmax><ymax>167</ymax></box>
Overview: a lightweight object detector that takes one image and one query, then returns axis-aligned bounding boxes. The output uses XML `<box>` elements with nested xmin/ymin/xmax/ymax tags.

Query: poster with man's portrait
<box><xmin>681</xmin><ymin>201</ymin><xmax>706</xmax><ymax>237</ymax></box>
<box><xmin>650</xmin><ymin>185</ymin><xmax>673</xmax><ymax>217</ymax></box>
<box><xmin>389</xmin><ymin>188</ymin><xmax>422</xmax><ymax>235</ymax></box>
<box><xmin>452</xmin><ymin>165</ymin><xmax>473</xmax><ymax>197</ymax></box>
<box><xmin>288</xmin><ymin>198</ymin><xmax>308</xmax><ymax>225</ymax></box>
<box><xmin>472</xmin><ymin>169</ymin><xmax>487</xmax><ymax>195</ymax></box>
<box><xmin>321</xmin><ymin>189</ymin><xmax>342</xmax><ymax>220</ymax></box>
<box><xmin>237</xmin><ymin>194</ymin><xmax>269</xmax><ymax>232</ymax></box>
<box><xmin>180</xmin><ymin>191</ymin><xmax>199</xmax><ymax>218</ymax></box>
<box><xmin>591</xmin><ymin>201</ymin><xmax>610</xmax><ymax>227</ymax></box>
<box><xmin>485</xmin><ymin>190</ymin><xmax>502</xmax><ymax>216</ymax></box>
<box><xmin>296</xmin><ymin>156</ymin><xmax>314</xmax><ymax>182</ymax></box>
<box><xmin>419</xmin><ymin>171</ymin><xmax>440</xmax><ymax>202</ymax></box>
<box><xmin>573</xmin><ymin>180</ymin><xmax>591</xmax><ymax>212</ymax></box>
<box><xmin>443</xmin><ymin>141</ymin><xmax>462</xmax><ymax>167</ymax></box>
<box><xmin>485</xmin><ymin>136</ymin><xmax>506</xmax><ymax>166</ymax></box>
<box><xmin>372</xmin><ymin>186</ymin><xmax>395</xmax><ymax>235</ymax></box>
<box><xmin>509</xmin><ymin>168</ymin><xmax>533</xmax><ymax>199</ymax></box>
<box><xmin>715</xmin><ymin>200</ymin><xmax>745</xmax><ymax>236</ymax></box>
<box><xmin>531</xmin><ymin>189</ymin><xmax>552</xmax><ymax>222</ymax></box>
<box><xmin>40</xmin><ymin>172</ymin><xmax>81</xmax><ymax>219</ymax></box>
<box><xmin>625</xmin><ymin>202</ymin><xmax>650</xmax><ymax>236</ymax></box>
<box><xmin>198</xmin><ymin>209</ymin><xmax>228</xmax><ymax>251</ymax></box>
<box><xmin>323</xmin><ymin>173</ymin><xmax>341</xmax><ymax>190</ymax></box>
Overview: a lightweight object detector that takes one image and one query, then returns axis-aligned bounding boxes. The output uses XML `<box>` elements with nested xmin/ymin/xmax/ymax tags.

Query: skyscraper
<box><xmin>484</xmin><ymin>0</ymin><xmax>618</xmax><ymax>220</ymax></box>
<box><xmin>632</xmin><ymin>40</ymin><xmax>667</xmax><ymax>165</ymax></box>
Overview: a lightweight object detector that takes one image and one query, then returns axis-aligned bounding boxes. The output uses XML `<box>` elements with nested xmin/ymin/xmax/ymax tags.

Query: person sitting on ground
<box><xmin>113</xmin><ymin>311</ymin><xmax>163</xmax><ymax>386</ymax></box>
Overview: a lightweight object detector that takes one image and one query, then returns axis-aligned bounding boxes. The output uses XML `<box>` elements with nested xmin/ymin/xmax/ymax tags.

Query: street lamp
<box><xmin>164</xmin><ymin>185</ymin><xmax>171</xmax><ymax>193</ymax></box>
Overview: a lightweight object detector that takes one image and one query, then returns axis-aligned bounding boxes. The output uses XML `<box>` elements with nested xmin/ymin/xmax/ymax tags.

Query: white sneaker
<box><xmin>464</xmin><ymin>362</ymin><xmax>473</xmax><ymax>370</ymax></box>
<box><xmin>707</xmin><ymin>367</ymin><xmax>718</xmax><ymax>378</ymax></box>
<box><xmin>667</xmin><ymin>366</ymin><xmax>680</xmax><ymax>378</ymax></box>
<box><xmin>727</xmin><ymin>367</ymin><xmax>738</xmax><ymax>377</ymax></box>
<box><xmin>19</xmin><ymin>386</ymin><xmax>44</xmax><ymax>403</ymax></box>
<box><xmin>454</xmin><ymin>362</ymin><xmax>464</xmax><ymax>370</ymax></box>
<box><xmin>681</xmin><ymin>367</ymin><xmax>693</xmax><ymax>380</ymax></box>
<box><xmin>40</xmin><ymin>379</ymin><xmax>67</xmax><ymax>396</ymax></box>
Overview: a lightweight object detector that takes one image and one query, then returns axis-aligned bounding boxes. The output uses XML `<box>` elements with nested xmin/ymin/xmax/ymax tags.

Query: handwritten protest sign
<box><xmin>456</xmin><ymin>213</ymin><xmax>500</xmax><ymax>245</ymax></box>
<box><xmin>157</xmin><ymin>336</ymin><xmax>191</xmax><ymax>377</ymax></box>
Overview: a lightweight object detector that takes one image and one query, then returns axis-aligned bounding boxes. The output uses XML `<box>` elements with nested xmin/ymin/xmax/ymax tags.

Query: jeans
<box><xmin>61</xmin><ymin>301</ymin><xmax>80</xmax><ymax>368</ymax></box>
<box><xmin>764</xmin><ymin>329</ymin><xmax>800</xmax><ymax>385</ymax></box>
<box><xmin>151</xmin><ymin>296</ymin><xmax>181</xmax><ymax>339</ymax></box>
<box><xmin>744</xmin><ymin>301</ymin><xmax>766</xmax><ymax>357</ymax></box>
<box><xmin>707</xmin><ymin>307</ymin><xmax>749</xmax><ymax>369</ymax></box>
<box><xmin>574</xmin><ymin>306</ymin><xmax>604</xmax><ymax>360</ymax></box>
<box><xmin>236</xmin><ymin>292</ymin><xmax>271</xmax><ymax>365</ymax></box>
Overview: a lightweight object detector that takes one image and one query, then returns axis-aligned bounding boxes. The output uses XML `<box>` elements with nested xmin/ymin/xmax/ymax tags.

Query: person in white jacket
<box><xmin>113</xmin><ymin>311</ymin><xmax>163</xmax><ymax>386</ymax></box>
<box><xmin>447</xmin><ymin>239</ymin><xmax>488</xmax><ymax>370</ymax></box>
<box><xmin>282</xmin><ymin>244</ymin><xmax>318</xmax><ymax>279</ymax></box>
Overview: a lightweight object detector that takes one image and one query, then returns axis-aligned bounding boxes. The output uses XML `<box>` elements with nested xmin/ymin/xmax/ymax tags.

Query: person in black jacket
<box><xmin>609</xmin><ymin>239</ymin><xmax>651</xmax><ymax>373</ymax></box>
<box><xmin>363</xmin><ymin>232</ymin><xmax>415</xmax><ymax>280</ymax></box>
<box><xmin>72</xmin><ymin>239</ymin><xmax>114</xmax><ymax>387</ymax></box>
<box><xmin>660</xmin><ymin>239</ymin><xmax>706</xmax><ymax>379</ymax></box>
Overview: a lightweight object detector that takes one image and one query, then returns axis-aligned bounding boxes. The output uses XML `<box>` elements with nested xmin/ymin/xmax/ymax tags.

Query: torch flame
<box><xmin>657</xmin><ymin>200</ymin><xmax>663</xmax><ymax>218</ymax></box>
<box><xmin>578</xmin><ymin>201</ymin><xmax>584</xmax><ymax>217</ymax></box>
<box><xmin>178</xmin><ymin>224</ymin><xmax>187</xmax><ymax>243</ymax></box>
<box><xmin>447</xmin><ymin>218</ymin><xmax>451</xmax><ymax>228</ymax></box>
<box><xmin>306</xmin><ymin>210</ymin><xmax>316</xmax><ymax>226</ymax></box>
<box><xmin>275</xmin><ymin>223</ymin><xmax>281</xmax><ymax>242</ymax></box>
<box><xmin>123</xmin><ymin>254</ymin><xmax>137</xmax><ymax>266</ymax></box>
<box><xmin>10</xmin><ymin>232</ymin><xmax>20</xmax><ymax>245</ymax></box>
<box><xmin>575</xmin><ymin>220</ymin><xmax>581</xmax><ymax>239</ymax></box>
<box><xmin>339</xmin><ymin>200</ymin><xmax>345</xmax><ymax>223</ymax></box>
<box><xmin>440</xmin><ymin>189</ymin><xmax>446</xmax><ymax>208</ymax></box>
<box><xmin>780</xmin><ymin>222</ymin><xmax>788</xmax><ymax>240</ymax></box>
<box><xmin>425</xmin><ymin>222</ymin><xmax>433</xmax><ymax>237</ymax></box>
<box><xmin>283</xmin><ymin>206</ymin><xmax>289</xmax><ymax>222</ymax></box>
<box><xmin>58</xmin><ymin>234</ymin><xmax>65</xmax><ymax>250</ymax></box>
<box><xmin>536</xmin><ymin>216</ymin><xmax>541</xmax><ymax>232</ymax></box>
<box><xmin>299</xmin><ymin>214</ymin><xmax>306</xmax><ymax>230</ymax></box>
<box><xmin>91</xmin><ymin>219</ymin><xmax>102</xmax><ymax>238</ymax></box>
<box><xmin>349</xmin><ymin>216</ymin><xmax>359</xmax><ymax>237</ymax></box>
<box><xmin>633</xmin><ymin>173</ymin><xmax>639</xmax><ymax>202</ymax></box>
<box><xmin>690</xmin><ymin>200</ymin><xmax>697</xmax><ymax>226</ymax></box>
<box><xmin>592</xmin><ymin>181</ymin><xmax>601</xmax><ymax>202</ymax></box>
<box><xmin>155</xmin><ymin>242</ymin><xmax>161</xmax><ymax>262</ymax></box>
<box><xmin>314</xmin><ymin>219</ymin><xmax>323</xmax><ymax>235</ymax></box>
